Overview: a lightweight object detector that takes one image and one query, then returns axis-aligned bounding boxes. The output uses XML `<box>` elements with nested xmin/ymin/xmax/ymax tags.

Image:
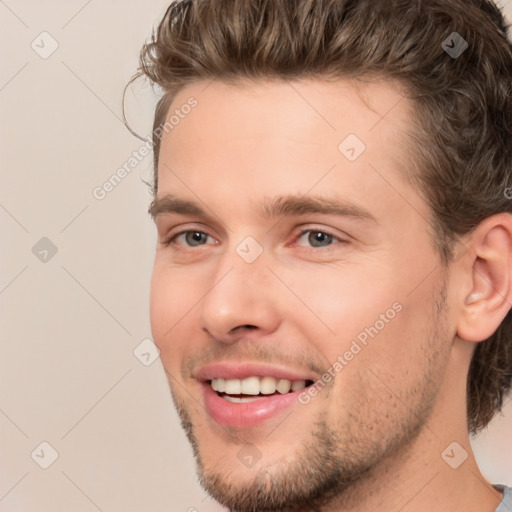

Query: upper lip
<box><xmin>195</xmin><ymin>362</ymin><xmax>317</xmax><ymax>382</ymax></box>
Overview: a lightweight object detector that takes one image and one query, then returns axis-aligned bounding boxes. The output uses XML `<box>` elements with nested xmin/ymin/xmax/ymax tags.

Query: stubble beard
<box><xmin>169</xmin><ymin>283</ymin><xmax>451</xmax><ymax>512</ymax></box>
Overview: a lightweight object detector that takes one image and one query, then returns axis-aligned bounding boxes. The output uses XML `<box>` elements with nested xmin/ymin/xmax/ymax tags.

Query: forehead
<box><xmin>155</xmin><ymin>77</ymin><xmax>427</xmax><ymax>225</ymax></box>
<box><xmin>164</xmin><ymin>76</ymin><xmax>411</xmax><ymax>138</ymax></box>
<box><xmin>159</xmin><ymin>77</ymin><xmax>412</xmax><ymax>169</ymax></box>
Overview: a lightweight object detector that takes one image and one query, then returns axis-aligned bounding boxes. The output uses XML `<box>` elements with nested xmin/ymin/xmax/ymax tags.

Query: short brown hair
<box><xmin>125</xmin><ymin>0</ymin><xmax>512</xmax><ymax>435</ymax></box>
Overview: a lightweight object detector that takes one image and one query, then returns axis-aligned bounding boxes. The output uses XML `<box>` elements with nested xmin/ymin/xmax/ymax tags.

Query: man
<box><xmin>126</xmin><ymin>0</ymin><xmax>512</xmax><ymax>510</ymax></box>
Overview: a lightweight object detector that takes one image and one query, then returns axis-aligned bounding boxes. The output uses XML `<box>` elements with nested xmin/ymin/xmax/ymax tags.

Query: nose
<box><xmin>198</xmin><ymin>247</ymin><xmax>282</xmax><ymax>344</ymax></box>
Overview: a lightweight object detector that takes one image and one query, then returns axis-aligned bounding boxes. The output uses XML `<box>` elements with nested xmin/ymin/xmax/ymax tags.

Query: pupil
<box><xmin>188</xmin><ymin>232</ymin><xmax>205</xmax><ymax>246</ymax></box>
<box><xmin>310</xmin><ymin>231</ymin><xmax>331</xmax><ymax>247</ymax></box>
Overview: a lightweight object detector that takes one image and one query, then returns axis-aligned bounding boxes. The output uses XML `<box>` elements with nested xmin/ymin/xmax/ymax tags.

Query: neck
<box><xmin>314</xmin><ymin>426</ymin><xmax>503</xmax><ymax>512</ymax></box>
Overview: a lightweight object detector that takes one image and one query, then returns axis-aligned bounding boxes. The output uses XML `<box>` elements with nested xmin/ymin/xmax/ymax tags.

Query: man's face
<box><xmin>150</xmin><ymin>78</ymin><xmax>455</xmax><ymax>511</ymax></box>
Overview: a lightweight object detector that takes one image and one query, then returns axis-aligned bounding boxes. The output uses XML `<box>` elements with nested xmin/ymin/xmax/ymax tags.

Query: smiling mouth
<box><xmin>209</xmin><ymin>376</ymin><xmax>315</xmax><ymax>403</ymax></box>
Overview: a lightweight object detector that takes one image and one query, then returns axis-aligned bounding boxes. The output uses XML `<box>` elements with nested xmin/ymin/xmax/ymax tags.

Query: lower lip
<box><xmin>202</xmin><ymin>382</ymin><xmax>304</xmax><ymax>428</ymax></box>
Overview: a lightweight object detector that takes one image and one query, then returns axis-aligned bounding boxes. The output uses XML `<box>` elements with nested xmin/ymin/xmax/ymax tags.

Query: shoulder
<box><xmin>493</xmin><ymin>484</ymin><xmax>512</xmax><ymax>512</ymax></box>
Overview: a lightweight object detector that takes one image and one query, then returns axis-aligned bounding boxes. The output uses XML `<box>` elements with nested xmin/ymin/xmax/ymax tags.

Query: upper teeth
<box><xmin>211</xmin><ymin>376</ymin><xmax>307</xmax><ymax>395</ymax></box>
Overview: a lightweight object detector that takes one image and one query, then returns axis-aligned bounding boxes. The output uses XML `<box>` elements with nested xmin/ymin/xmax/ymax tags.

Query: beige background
<box><xmin>0</xmin><ymin>1</ymin><xmax>511</xmax><ymax>511</ymax></box>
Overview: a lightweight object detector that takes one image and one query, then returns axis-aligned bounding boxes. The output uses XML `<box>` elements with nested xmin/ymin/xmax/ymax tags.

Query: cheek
<box><xmin>289</xmin><ymin>263</ymin><xmax>431</xmax><ymax>381</ymax></box>
<box><xmin>283</xmin><ymin>262</ymin><xmax>399</xmax><ymax>341</ymax></box>
<box><xmin>149</xmin><ymin>261</ymin><xmax>197</xmax><ymax>355</ymax></box>
<box><xmin>337</xmin><ymin>286</ymin><xmax>441</xmax><ymax>388</ymax></box>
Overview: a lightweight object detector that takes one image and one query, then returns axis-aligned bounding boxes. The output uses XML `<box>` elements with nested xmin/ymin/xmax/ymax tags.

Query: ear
<box><xmin>457</xmin><ymin>213</ymin><xmax>512</xmax><ymax>342</ymax></box>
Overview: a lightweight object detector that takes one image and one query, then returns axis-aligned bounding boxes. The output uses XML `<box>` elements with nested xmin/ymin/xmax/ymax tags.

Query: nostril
<box><xmin>230</xmin><ymin>325</ymin><xmax>258</xmax><ymax>335</ymax></box>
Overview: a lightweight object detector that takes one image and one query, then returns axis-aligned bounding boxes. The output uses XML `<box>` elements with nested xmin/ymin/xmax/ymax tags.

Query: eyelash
<box><xmin>162</xmin><ymin>227</ymin><xmax>346</xmax><ymax>252</ymax></box>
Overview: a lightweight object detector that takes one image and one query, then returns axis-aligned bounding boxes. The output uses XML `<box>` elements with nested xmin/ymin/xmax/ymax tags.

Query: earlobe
<box><xmin>457</xmin><ymin>215</ymin><xmax>512</xmax><ymax>343</ymax></box>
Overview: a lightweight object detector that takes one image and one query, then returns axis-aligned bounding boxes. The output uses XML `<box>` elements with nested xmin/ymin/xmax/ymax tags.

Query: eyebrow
<box><xmin>149</xmin><ymin>193</ymin><xmax>378</xmax><ymax>224</ymax></box>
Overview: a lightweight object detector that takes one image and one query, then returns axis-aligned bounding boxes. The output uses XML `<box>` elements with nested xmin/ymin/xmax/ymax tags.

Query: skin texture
<box><xmin>149</xmin><ymin>78</ymin><xmax>511</xmax><ymax>512</ymax></box>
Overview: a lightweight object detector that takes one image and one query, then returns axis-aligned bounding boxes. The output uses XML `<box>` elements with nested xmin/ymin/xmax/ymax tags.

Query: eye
<box><xmin>294</xmin><ymin>228</ymin><xmax>345</xmax><ymax>249</ymax></box>
<box><xmin>161</xmin><ymin>227</ymin><xmax>346</xmax><ymax>251</ymax></box>
<box><xmin>164</xmin><ymin>230</ymin><xmax>214</xmax><ymax>247</ymax></box>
